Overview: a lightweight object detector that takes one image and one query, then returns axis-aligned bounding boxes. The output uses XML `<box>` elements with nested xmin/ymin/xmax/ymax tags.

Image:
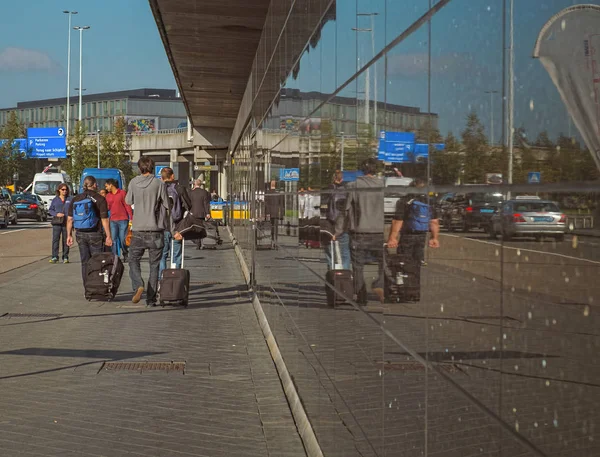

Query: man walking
<box><xmin>386</xmin><ymin>178</ymin><xmax>440</xmax><ymax>302</ymax></box>
<box><xmin>346</xmin><ymin>158</ymin><xmax>385</xmax><ymax>304</ymax></box>
<box><xmin>66</xmin><ymin>176</ymin><xmax>112</xmax><ymax>282</ymax></box>
<box><xmin>189</xmin><ymin>179</ymin><xmax>211</xmax><ymax>249</ymax></box>
<box><xmin>105</xmin><ymin>178</ymin><xmax>132</xmax><ymax>261</ymax></box>
<box><xmin>159</xmin><ymin>167</ymin><xmax>191</xmax><ymax>275</ymax></box>
<box><xmin>265</xmin><ymin>180</ymin><xmax>284</xmax><ymax>249</ymax></box>
<box><xmin>126</xmin><ymin>157</ymin><xmax>170</xmax><ymax>307</ymax></box>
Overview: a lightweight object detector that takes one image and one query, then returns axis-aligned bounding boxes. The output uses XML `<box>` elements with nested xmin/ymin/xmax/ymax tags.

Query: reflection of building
<box><xmin>0</xmin><ymin>88</ymin><xmax>187</xmax><ymax>133</ymax></box>
<box><xmin>263</xmin><ymin>88</ymin><xmax>438</xmax><ymax>135</ymax></box>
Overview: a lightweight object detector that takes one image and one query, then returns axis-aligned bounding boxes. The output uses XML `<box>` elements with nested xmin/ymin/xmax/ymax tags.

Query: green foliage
<box><xmin>431</xmin><ymin>131</ymin><xmax>462</xmax><ymax>185</ymax></box>
<box><xmin>100</xmin><ymin>117</ymin><xmax>134</xmax><ymax>182</ymax></box>
<box><xmin>461</xmin><ymin>111</ymin><xmax>488</xmax><ymax>183</ymax></box>
<box><xmin>60</xmin><ymin>121</ymin><xmax>97</xmax><ymax>186</ymax></box>
<box><xmin>0</xmin><ymin>112</ymin><xmax>28</xmax><ymax>186</ymax></box>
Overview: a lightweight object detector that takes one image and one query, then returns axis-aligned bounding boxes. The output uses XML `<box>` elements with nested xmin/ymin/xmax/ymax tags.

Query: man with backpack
<box><xmin>159</xmin><ymin>167</ymin><xmax>191</xmax><ymax>276</ymax></box>
<box><xmin>66</xmin><ymin>176</ymin><xmax>113</xmax><ymax>281</ymax></box>
<box><xmin>126</xmin><ymin>157</ymin><xmax>170</xmax><ymax>306</ymax></box>
<box><xmin>386</xmin><ymin>178</ymin><xmax>440</xmax><ymax>302</ymax></box>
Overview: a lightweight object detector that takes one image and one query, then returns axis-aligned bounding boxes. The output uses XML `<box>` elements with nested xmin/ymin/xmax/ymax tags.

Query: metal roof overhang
<box><xmin>149</xmin><ymin>0</ymin><xmax>270</xmax><ymax>143</ymax></box>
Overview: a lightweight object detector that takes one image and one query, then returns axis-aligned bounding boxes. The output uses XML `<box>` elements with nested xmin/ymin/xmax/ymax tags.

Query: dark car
<box><xmin>441</xmin><ymin>192</ymin><xmax>504</xmax><ymax>232</ymax></box>
<box><xmin>0</xmin><ymin>188</ymin><xmax>18</xmax><ymax>227</ymax></box>
<box><xmin>11</xmin><ymin>193</ymin><xmax>48</xmax><ymax>222</ymax></box>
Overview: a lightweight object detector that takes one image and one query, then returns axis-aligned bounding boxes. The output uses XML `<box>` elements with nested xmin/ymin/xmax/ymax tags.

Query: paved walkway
<box><xmin>0</xmin><ymin>236</ymin><xmax>306</xmax><ymax>457</ymax></box>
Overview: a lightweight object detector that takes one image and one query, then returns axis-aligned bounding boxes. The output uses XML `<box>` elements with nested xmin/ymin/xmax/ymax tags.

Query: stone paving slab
<box><xmin>0</xmin><ymin>238</ymin><xmax>306</xmax><ymax>457</ymax></box>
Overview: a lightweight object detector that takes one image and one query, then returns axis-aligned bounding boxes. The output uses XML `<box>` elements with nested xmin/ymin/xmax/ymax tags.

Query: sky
<box><xmin>0</xmin><ymin>0</ymin><xmax>176</xmax><ymax>108</ymax></box>
<box><xmin>0</xmin><ymin>0</ymin><xmax>596</xmax><ymax>144</ymax></box>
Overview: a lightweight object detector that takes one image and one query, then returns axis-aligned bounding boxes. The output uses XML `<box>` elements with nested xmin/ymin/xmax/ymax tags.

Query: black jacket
<box><xmin>190</xmin><ymin>188</ymin><xmax>211</xmax><ymax>218</ymax></box>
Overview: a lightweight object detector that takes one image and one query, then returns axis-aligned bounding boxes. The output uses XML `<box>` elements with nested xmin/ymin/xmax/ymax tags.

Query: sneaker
<box><xmin>145</xmin><ymin>302</ymin><xmax>157</xmax><ymax>308</ymax></box>
<box><xmin>132</xmin><ymin>287</ymin><xmax>144</xmax><ymax>304</ymax></box>
<box><xmin>63</xmin><ymin>259</ymin><xmax>69</xmax><ymax>264</ymax></box>
<box><xmin>49</xmin><ymin>258</ymin><xmax>58</xmax><ymax>264</ymax></box>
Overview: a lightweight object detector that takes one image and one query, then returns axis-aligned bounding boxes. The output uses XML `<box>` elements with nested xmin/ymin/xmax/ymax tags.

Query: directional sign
<box><xmin>155</xmin><ymin>165</ymin><xmax>167</xmax><ymax>179</ymax></box>
<box><xmin>27</xmin><ymin>127</ymin><xmax>67</xmax><ymax>158</ymax></box>
<box><xmin>528</xmin><ymin>172</ymin><xmax>541</xmax><ymax>184</ymax></box>
<box><xmin>378</xmin><ymin>131</ymin><xmax>415</xmax><ymax>163</ymax></box>
<box><xmin>0</xmin><ymin>138</ymin><xmax>27</xmax><ymax>155</ymax></box>
<box><xmin>279</xmin><ymin>168</ymin><xmax>300</xmax><ymax>182</ymax></box>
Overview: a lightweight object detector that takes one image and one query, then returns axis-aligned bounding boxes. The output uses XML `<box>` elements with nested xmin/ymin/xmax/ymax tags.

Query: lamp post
<box><xmin>507</xmin><ymin>0</ymin><xmax>514</xmax><ymax>198</ymax></box>
<box><xmin>353</xmin><ymin>12</ymin><xmax>378</xmax><ymax>137</ymax></box>
<box><xmin>484</xmin><ymin>90</ymin><xmax>499</xmax><ymax>146</ymax></box>
<box><xmin>63</xmin><ymin>10</ymin><xmax>77</xmax><ymax>137</ymax></box>
<box><xmin>73</xmin><ymin>25</ymin><xmax>90</xmax><ymax>123</ymax></box>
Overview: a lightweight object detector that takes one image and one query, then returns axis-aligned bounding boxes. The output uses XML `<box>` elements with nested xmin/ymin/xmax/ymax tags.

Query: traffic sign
<box><xmin>528</xmin><ymin>172</ymin><xmax>541</xmax><ymax>184</ymax></box>
<box><xmin>378</xmin><ymin>131</ymin><xmax>415</xmax><ymax>163</ymax></box>
<box><xmin>279</xmin><ymin>168</ymin><xmax>300</xmax><ymax>182</ymax></box>
<box><xmin>27</xmin><ymin>127</ymin><xmax>67</xmax><ymax>158</ymax></box>
<box><xmin>155</xmin><ymin>165</ymin><xmax>167</xmax><ymax>179</ymax></box>
<box><xmin>0</xmin><ymin>138</ymin><xmax>27</xmax><ymax>155</ymax></box>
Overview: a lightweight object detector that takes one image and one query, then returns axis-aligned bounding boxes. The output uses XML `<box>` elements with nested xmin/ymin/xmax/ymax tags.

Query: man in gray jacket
<box><xmin>346</xmin><ymin>158</ymin><xmax>385</xmax><ymax>304</ymax></box>
<box><xmin>126</xmin><ymin>156</ymin><xmax>169</xmax><ymax>307</ymax></box>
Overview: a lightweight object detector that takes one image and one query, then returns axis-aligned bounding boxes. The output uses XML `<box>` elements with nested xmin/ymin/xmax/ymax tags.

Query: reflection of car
<box><xmin>489</xmin><ymin>199</ymin><xmax>566</xmax><ymax>241</ymax></box>
<box><xmin>11</xmin><ymin>193</ymin><xmax>48</xmax><ymax>222</ymax></box>
<box><xmin>441</xmin><ymin>192</ymin><xmax>504</xmax><ymax>232</ymax></box>
<box><xmin>0</xmin><ymin>188</ymin><xmax>18</xmax><ymax>227</ymax></box>
<box><xmin>384</xmin><ymin>177</ymin><xmax>413</xmax><ymax>220</ymax></box>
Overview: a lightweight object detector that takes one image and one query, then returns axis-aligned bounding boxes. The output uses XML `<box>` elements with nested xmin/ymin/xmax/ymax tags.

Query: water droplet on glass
<box><xmin>552</xmin><ymin>319</ymin><xmax>557</xmax><ymax>325</ymax></box>
<box><xmin>561</xmin><ymin>19</ymin><xmax>566</xmax><ymax>30</ymax></box>
<box><xmin>527</xmin><ymin>285</ymin><xmax>532</xmax><ymax>292</ymax></box>
<box><xmin>487</xmin><ymin>6</ymin><xmax>491</xmax><ymax>11</ymax></box>
<box><xmin>524</xmin><ymin>256</ymin><xmax>529</xmax><ymax>262</ymax></box>
<box><xmin>554</xmin><ymin>419</ymin><xmax>559</xmax><ymax>428</ymax></box>
<box><xmin>542</xmin><ymin>360</ymin><xmax>547</xmax><ymax>368</ymax></box>
<box><xmin>458</xmin><ymin>417</ymin><xmax>462</xmax><ymax>422</ymax></box>
<box><xmin>310</xmin><ymin>344</ymin><xmax>316</xmax><ymax>347</ymax></box>
<box><xmin>534</xmin><ymin>422</ymin><xmax>539</xmax><ymax>428</ymax></box>
<box><xmin>503</xmin><ymin>333</ymin><xmax>507</xmax><ymax>340</ymax></box>
<box><xmin>440</xmin><ymin>304</ymin><xmax>444</xmax><ymax>312</ymax></box>
<box><xmin>389</xmin><ymin>402</ymin><xmax>392</xmax><ymax>408</ymax></box>
<box><xmin>529</xmin><ymin>99</ymin><xmax>534</xmax><ymax>111</ymax></box>
<box><xmin>528</xmin><ymin>312</ymin><xmax>533</xmax><ymax>319</ymax></box>
<box><xmin>546</xmin><ymin>380</ymin><xmax>551</xmax><ymax>387</ymax></box>
<box><xmin>379</xmin><ymin>370</ymin><xmax>382</xmax><ymax>377</ymax></box>
<box><xmin>232</xmin><ymin>344</ymin><xmax>236</xmax><ymax>347</ymax></box>
<box><xmin>514</xmin><ymin>365</ymin><xmax>519</xmax><ymax>371</ymax></box>
<box><xmin>492</xmin><ymin>346</ymin><xmax>496</xmax><ymax>351</ymax></box>
<box><xmin>511</xmin><ymin>287</ymin><xmax>515</xmax><ymax>292</ymax></box>
<box><xmin>545</xmin><ymin>319</ymin><xmax>550</xmax><ymax>326</ymax></box>
<box><xmin>495</xmin><ymin>249</ymin><xmax>499</xmax><ymax>256</ymax></box>
<box><xmin>584</xmin><ymin>306</ymin><xmax>590</xmax><ymax>317</ymax></box>
<box><xmin>472</xmin><ymin>277</ymin><xmax>476</xmax><ymax>282</ymax></box>
<box><xmin>572</xmin><ymin>235</ymin><xmax>578</xmax><ymax>249</ymax></box>
<box><xmin>515</xmin><ymin>421</ymin><xmax>520</xmax><ymax>432</ymax></box>
<box><xmin>512</xmin><ymin>407</ymin><xmax>517</xmax><ymax>413</ymax></box>
<box><xmin>565</xmin><ymin>277</ymin><xmax>570</xmax><ymax>283</ymax></box>
<box><xmin>445</xmin><ymin>348</ymin><xmax>449</xmax><ymax>353</ymax></box>
<box><xmin>517</xmin><ymin>249</ymin><xmax>521</xmax><ymax>256</ymax></box>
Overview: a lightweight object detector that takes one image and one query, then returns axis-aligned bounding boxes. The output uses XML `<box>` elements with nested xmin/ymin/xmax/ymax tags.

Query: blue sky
<box><xmin>0</xmin><ymin>0</ymin><xmax>176</xmax><ymax>108</ymax></box>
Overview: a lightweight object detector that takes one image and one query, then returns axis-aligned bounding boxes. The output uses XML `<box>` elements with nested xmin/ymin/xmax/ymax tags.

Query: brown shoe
<box><xmin>372</xmin><ymin>287</ymin><xmax>385</xmax><ymax>304</ymax></box>
<box><xmin>132</xmin><ymin>287</ymin><xmax>144</xmax><ymax>304</ymax></box>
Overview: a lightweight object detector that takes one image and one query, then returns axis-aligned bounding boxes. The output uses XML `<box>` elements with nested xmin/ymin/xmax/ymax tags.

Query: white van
<box><xmin>31</xmin><ymin>172</ymin><xmax>72</xmax><ymax>209</ymax></box>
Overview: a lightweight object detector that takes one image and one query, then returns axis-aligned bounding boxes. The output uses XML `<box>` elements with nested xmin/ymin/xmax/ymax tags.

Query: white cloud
<box><xmin>0</xmin><ymin>47</ymin><xmax>60</xmax><ymax>72</ymax></box>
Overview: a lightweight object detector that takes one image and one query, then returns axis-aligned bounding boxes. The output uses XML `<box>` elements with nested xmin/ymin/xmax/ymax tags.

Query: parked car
<box><xmin>11</xmin><ymin>193</ymin><xmax>48</xmax><ymax>222</ymax></box>
<box><xmin>440</xmin><ymin>191</ymin><xmax>504</xmax><ymax>232</ymax></box>
<box><xmin>489</xmin><ymin>198</ymin><xmax>567</xmax><ymax>241</ymax></box>
<box><xmin>0</xmin><ymin>188</ymin><xmax>18</xmax><ymax>227</ymax></box>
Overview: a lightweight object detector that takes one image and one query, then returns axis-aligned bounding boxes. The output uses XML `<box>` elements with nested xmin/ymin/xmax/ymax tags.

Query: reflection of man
<box><xmin>387</xmin><ymin>178</ymin><xmax>440</xmax><ymax>302</ymax></box>
<box><xmin>265</xmin><ymin>180</ymin><xmax>284</xmax><ymax>249</ymax></box>
<box><xmin>322</xmin><ymin>170</ymin><xmax>350</xmax><ymax>270</ymax></box>
<box><xmin>346</xmin><ymin>158</ymin><xmax>385</xmax><ymax>304</ymax></box>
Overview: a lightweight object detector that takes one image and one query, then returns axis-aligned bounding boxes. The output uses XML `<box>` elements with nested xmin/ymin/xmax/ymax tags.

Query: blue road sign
<box><xmin>279</xmin><ymin>168</ymin><xmax>300</xmax><ymax>182</ymax></box>
<box><xmin>27</xmin><ymin>127</ymin><xmax>67</xmax><ymax>158</ymax></box>
<box><xmin>378</xmin><ymin>131</ymin><xmax>415</xmax><ymax>163</ymax></box>
<box><xmin>528</xmin><ymin>172</ymin><xmax>541</xmax><ymax>184</ymax></box>
<box><xmin>155</xmin><ymin>165</ymin><xmax>167</xmax><ymax>179</ymax></box>
<box><xmin>0</xmin><ymin>138</ymin><xmax>27</xmax><ymax>155</ymax></box>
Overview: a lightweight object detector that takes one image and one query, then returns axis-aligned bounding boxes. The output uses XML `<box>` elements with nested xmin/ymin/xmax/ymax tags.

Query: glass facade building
<box><xmin>226</xmin><ymin>1</ymin><xmax>600</xmax><ymax>456</ymax></box>
<box><xmin>0</xmin><ymin>88</ymin><xmax>187</xmax><ymax>133</ymax></box>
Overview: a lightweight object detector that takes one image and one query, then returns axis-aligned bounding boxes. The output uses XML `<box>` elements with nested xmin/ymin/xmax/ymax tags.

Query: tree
<box><xmin>461</xmin><ymin>111</ymin><xmax>488</xmax><ymax>183</ymax></box>
<box><xmin>431</xmin><ymin>131</ymin><xmax>462</xmax><ymax>185</ymax></box>
<box><xmin>100</xmin><ymin>117</ymin><xmax>134</xmax><ymax>182</ymax></box>
<box><xmin>535</xmin><ymin>130</ymin><xmax>553</xmax><ymax>148</ymax></box>
<box><xmin>0</xmin><ymin>112</ymin><xmax>27</xmax><ymax>187</ymax></box>
<box><xmin>60</xmin><ymin>121</ymin><xmax>97</xmax><ymax>187</ymax></box>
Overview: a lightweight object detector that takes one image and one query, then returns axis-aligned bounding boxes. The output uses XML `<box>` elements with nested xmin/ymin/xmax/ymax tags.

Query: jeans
<box><xmin>110</xmin><ymin>220</ymin><xmax>129</xmax><ymax>259</ymax></box>
<box><xmin>129</xmin><ymin>231</ymin><xmax>164</xmax><ymax>305</ymax></box>
<box><xmin>76</xmin><ymin>231</ymin><xmax>104</xmax><ymax>282</ymax></box>
<box><xmin>51</xmin><ymin>224</ymin><xmax>69</xmax><ymax>260</ymax></box>
<box><xmin>398</xmin><ymin>233</ymin><xmax>427</xmax><ymax>265</ymax></box>
<box><xmin>350</xmin><ymin>233</ymin><xmax>385</xmax><ymax>302</ymax></box>
<box><xmin>324</xmin><ymin>232</ymin><xmax>351</xmax><ymax>270</ymax></box>
<box><xmin>159</xmin><ymin>231</ymin><xmax>182</xmax><ymax>277</ymax></box>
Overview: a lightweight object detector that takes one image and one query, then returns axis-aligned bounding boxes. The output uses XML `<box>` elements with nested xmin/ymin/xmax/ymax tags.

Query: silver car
<box><xmin>489</xmin><ymin>199</ymin><xmax>567</xmax><ymax>241</ymax></box>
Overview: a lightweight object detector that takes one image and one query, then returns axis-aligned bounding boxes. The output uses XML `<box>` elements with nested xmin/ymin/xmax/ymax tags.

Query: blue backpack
<box><xmin>166</xmin><ymin>183</ymin><xmax>184</xmax><ymax>223</ymax></box>
<box><xmin>72</xmin><ymin>197</ymin><xmax>99</xmax><ymax>230</ymax></box>
<box><xmin>406</xmin><ymin>199</ymin><xmax>430</xmax><ymax>232</ymax></box>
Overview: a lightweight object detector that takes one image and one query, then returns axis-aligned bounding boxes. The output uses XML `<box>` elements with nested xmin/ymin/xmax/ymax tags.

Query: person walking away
<box><xmin>48</xmin><ymin>183</ymin><xmax>71</xmax><ymax>264</ymax></box>
<box><xmin>386</xmin><ymin>178</ymin><xmax>440</xmax><ymax>302</ymax></box>
<box><xmin>346</xmin><ymin>158</ymin><xmax>385</xmax><ymax>304</ymax></box>
<box><xmin>210</xmin><ymin>189</ymin><xmax>219</xmax><ymax>202</ymax></box>
<box><xmin>189</xmin><ymin>179</ymin><xmax>211</xmax><ymax>249</ymax></box>
<box><xmin>265</xmin><ymin>180</ymin><xmax>284</xmax><ymax>249</ymax></box>
<box><xmin>322</xmin><ymin>170</ymin><xmax>351</xmax><ymax>270</ymax></box>
<box><xmin>66</xmin><ymin>176</ymin><xmax>112</xmax><ymax>281</ymax></box>
<box><xmin>104</xmin><ymin>178</ymin><xmax>132</xmax><ymax>262</ymax></box>
<box><xmin>159</xmin><ymin>167</ymin><xmax>191</xmax><ymax>275</ymax></box>
<box><xmin>126</xmin><ymin>157</ymin><xmax>170</xmax><ymax>307</ymax></box>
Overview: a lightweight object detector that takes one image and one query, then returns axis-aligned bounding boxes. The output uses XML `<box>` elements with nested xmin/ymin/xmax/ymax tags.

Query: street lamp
<box><xmin>73</xmin><ymin>25</ymin><xmax>90</xmax><ymax>123</ymax></box>
<box><xmin>507</xmin><ymin>0</ymin><xmax>515</xmax><ymax>198</ymax></box>
<box><xmin>484</xmin><ymin>90</ymin><xmax>499</xmax><ymax>145</ymax></box>
<box><xmin>353</xmin><ymin>12</ymin><xmax>378</xmax><ymax>137</ymax></box>
<box><xmin>63</xmin><ymin>10</ymin><xmax>78</xmax><ymax>137</ymax></box>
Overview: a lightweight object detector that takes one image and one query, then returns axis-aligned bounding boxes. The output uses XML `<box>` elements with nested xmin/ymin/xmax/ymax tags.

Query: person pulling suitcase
<box><xmin>325</xmin><ymin>238</ymin><xmax>353</xmax><ymax>307</ymax></box>
<box><xmin>386</xmin><ymin>178</ymin><xmax>440</xmax><ymax>302</ymax></box>
<box><xmin>158</xmin><ymin>239</ymin><xmax>190</xmax><ymax>307</ymax></box>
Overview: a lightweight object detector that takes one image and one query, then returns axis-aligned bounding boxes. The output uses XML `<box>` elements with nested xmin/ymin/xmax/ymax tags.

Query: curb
<box><xmin>227</xmin><ymin>227</ymin><xmax>324</xmax><ymax>457</ymax></box>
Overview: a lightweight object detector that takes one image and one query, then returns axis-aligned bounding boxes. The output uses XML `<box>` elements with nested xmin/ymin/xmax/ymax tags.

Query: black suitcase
<box><xmin>158</xmin><ymin>240</ymin><xmax>190</xmax><ymax>307</ymax></box>
<box><xmin>84</xmin><ymin>252</ymin><xmax>124</xmax><ymax>301</ymax></box>
<box><xmin>385</xmin><ymin>251</ymin><xmax>421</xmax><ymax>303</ymax></box>
<box><xmin>202</xmin><ymin>220</ymin><xmax>223</xmax><ymax>249</ymax></box>
<box><xmin>325</xmin><ymin>241</ymin><xmax>353</xmax><ymax>307</ymax></box>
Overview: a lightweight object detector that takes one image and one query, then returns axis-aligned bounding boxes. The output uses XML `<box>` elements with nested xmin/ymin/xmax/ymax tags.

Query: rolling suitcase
<box><xmin>84</xmin><ymin>252</ymin><xmax>125</xmax><ymax>301</ymax></box>
<box><xmin>158</xmin><ymin>240</ymin><xmax>190</xmax><ymax>307</ymax></box>
<box><xmin>325</xmin><ymin>240</ymin><xmax>353</xmax><ymax>307</ymax></box>
<box><xmin>384</xmin><ymin>251</ymin><xmax>421</xmax><ymax>303</ymax></box>
<box><xmin>202</xmin><ymin>220</ymin><xmax>223</xmax><ymax>249</ymax></box>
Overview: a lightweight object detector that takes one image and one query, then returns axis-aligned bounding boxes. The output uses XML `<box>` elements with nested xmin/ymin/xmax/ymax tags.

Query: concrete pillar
<box><xmin>219</xmin><ymin>162</ymin><xmax>228</xmax><ymax>200</ymax></box>
<box><xmin>131</xmin><ymin>150</ymin><xmax>141</xmax><ymax>163</ymax></box>
<box><xmin>169</xmin><ymin>149</ymin><xmax>179</xmax><ymax>179</ymax></box>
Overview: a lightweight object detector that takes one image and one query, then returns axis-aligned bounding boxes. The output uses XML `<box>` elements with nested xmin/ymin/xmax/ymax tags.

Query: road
<box><xmin>0</xmin><ymin>222</ymin><xmax>53</xmax><ymax>274</ymax></box>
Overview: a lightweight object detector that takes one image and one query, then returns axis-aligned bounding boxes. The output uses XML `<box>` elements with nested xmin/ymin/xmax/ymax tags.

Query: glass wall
<box><xmin>229</xmin><ymin>0</ymin><xmax>600</xmax><ymax>456</ymax></box>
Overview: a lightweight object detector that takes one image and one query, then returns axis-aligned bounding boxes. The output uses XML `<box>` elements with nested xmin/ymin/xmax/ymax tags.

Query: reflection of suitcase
<box><xmin>85</xmin><ymin>253</ymin><xmax>124</xmax><ymax>301</ymax></box>
<box><xmin>384</xmin><ymin>252</ymin><xmax>421</xmax><ymax>302</ymax></box>
<box><xmin>325</xmin><ymin>241</ymin><xmax>353</xmax><ymax>306</ymax></box>
<box><xmin>158</xmin><ymin>241</ymin><xmax>190</xmax><ymax>307</ymax></box>
<box><xmin>202</xmin><ymin>220</ymin><xmax>223</xmax><ymax>249</ymax></box>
